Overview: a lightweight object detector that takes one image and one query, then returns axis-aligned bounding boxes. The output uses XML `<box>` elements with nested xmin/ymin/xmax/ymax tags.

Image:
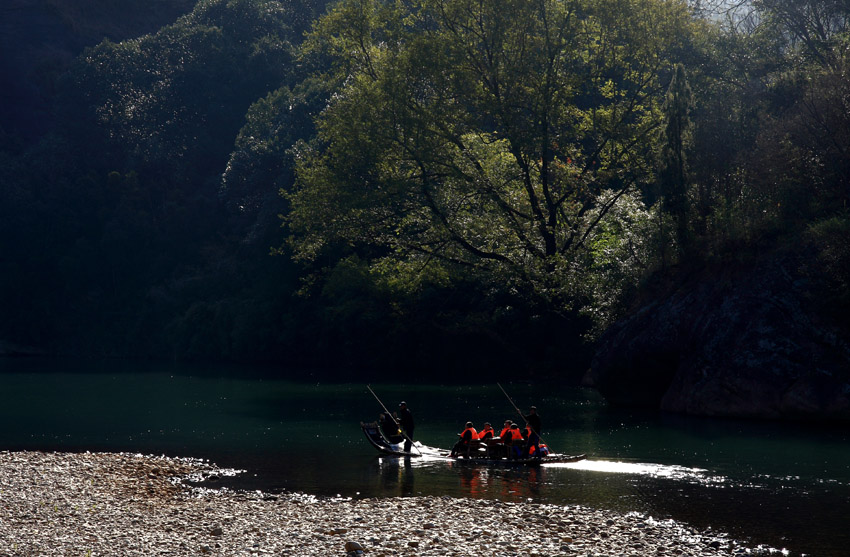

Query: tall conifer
<box><xmin>660</xmin><ymin>63</ymin><xmax>694</xmax><ymax>258</ymax></box>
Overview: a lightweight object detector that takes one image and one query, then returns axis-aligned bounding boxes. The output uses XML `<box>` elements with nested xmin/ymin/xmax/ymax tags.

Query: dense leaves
<box><xmin>659</xmin><ymin>63</ymin><xmax>694</xmax><ymax>257</ymax></box>
<box><xmin>1</xmin><ymin>0</ymin><xmax>849</xmax><ymax>375</ymax></box>
<box><xmin>1</xmin><ymin>0</ymin><xmax>331</xmax><ymax>361</ymax></box>
<box><xmin>290</xmin><ymin>0</ymin><xmax>696</xmax><ymax>311</ymax></box>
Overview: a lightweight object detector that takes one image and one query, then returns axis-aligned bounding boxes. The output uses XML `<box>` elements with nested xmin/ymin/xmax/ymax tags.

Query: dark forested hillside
<box><xmin>2</xmin><ymin>0</ymin><xmax>849</xmax><ymax>397</ymax></box>
<box><xmin>1</xmin><ymin>0</ymin><xmax>197</xmax><ymax>142</ymax></box>
<box><xmin>1</xmin><ymin>0</ymin><xmax>336</xmax><ymax>364</ymax></box>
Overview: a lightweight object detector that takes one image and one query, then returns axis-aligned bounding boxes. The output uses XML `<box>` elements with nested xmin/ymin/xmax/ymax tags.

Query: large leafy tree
<box><xmin>289</xmin><ymin>0</ymin><xmax>697</xmax><ymax>306</ymax></box>
<box><xmin>754</xmin><ymin>0</ymin><xmax>850</xmax><ymax>68</ymax></box>
<box><xmin>687</xmin><ymin>0</ymin><xmax>850</xmax><ymax>237</ymax></box>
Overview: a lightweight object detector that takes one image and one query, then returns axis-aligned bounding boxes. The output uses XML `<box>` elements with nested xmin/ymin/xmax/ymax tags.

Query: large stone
<box><xmin>584</xmin><ymin>251</ymin><xmax>850</xmax><ymax>420</ymax></box>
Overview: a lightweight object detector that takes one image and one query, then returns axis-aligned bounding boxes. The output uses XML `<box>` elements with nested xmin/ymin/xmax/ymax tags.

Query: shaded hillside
<box><xmin>1</xmin><ymin>0</ymin><xmax>196</xmax><ymax>142</ymax></box>
<box><xmin>585</xmin><ymin>230</ymin><xmax>850</xmax><ymax>421</ymax></box>
<box><xmin>0</xmin><ymin>0</ymin><xmax>331</xmax><ymax>363</ymax></box>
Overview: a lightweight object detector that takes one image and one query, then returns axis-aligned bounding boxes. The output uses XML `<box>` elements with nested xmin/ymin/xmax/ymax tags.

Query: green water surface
<box><xmin>1</xmin><ymin>358</ymin><xmax>848</xmax><ymax>556</ymax></box>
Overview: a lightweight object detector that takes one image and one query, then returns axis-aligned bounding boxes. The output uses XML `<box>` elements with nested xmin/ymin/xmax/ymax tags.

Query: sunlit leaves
<box><xmin>578</xmin><ymin>188</ymin><xmax>666</xmax><ymax>332</ymax></box>
<box><xmin>289</xmin><ymin>0</ymin><xmax>697</xmax><ymax>313</ymax></box>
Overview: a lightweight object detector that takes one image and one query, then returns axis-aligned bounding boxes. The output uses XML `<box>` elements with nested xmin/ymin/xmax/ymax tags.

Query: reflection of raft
<box><xmin>360</xmin><ymin>421</ymin><xmax>586</xmax><ymax>464</ymax></box>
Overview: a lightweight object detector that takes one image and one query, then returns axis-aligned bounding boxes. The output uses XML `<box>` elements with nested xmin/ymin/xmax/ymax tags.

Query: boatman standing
<box><xmin>398</xmin><ymin>401</ymin><xmax>415</xmax><ymax>453</ymax></box>
<box><xmin>524</xmin><ymin>406</ymin><xmax>542</xmax><ymax>457</ymax></box>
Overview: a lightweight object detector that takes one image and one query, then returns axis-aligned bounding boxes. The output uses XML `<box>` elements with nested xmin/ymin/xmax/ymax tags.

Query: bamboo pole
<box><xmin>366</xmin><ymin>385</ymin><xmax>421</xmax><ymax>456</ymax></box>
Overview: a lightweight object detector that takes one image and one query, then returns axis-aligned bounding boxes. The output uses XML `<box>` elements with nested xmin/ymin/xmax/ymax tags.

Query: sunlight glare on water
<box><xmin>547</xmin><ymin>458</ymin><xmax>728</xmax><ymax>486</ymax></box>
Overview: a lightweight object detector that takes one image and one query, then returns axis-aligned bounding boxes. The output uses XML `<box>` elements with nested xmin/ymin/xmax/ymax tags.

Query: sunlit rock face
<box><xmin>584</xmin><ymin>251</ymin><xmax>850</xmax><ymax>421</ymax></box>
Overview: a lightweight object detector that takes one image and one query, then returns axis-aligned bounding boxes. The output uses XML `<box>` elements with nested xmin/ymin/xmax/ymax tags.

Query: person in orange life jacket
<box><xmin>506</xmin><ymin>423</ymin><xmax>525</xmax><ymax>459</ymax></box>
<box><xmin>477</xmin><ymin>422</ymin><xmax>495</xmax><ymax>457</ymax></box>
<box><xmin>524</xmin><ymin>405</ymin><xmax>542</xmax><ymax>457</ymax></box>
<box><xmin>450</xmin><ymin>422</ymin><xmax>477</xmax><ymax>457</ymax></box>
<box><xmin>398</xmin><ymin>401</ymin><xmax>415</xmax><ymax>452</ymax></box>
<box><xmin>496</xmin><ymin>420</ymin><xmax>513</xmax><ymax>457</ymax></box>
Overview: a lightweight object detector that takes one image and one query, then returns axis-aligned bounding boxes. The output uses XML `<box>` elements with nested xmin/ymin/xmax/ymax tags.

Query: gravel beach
<box><xmin>0</xmin><ymin>451</ymin><xmax>780</xmax><ymax>556</ymax></box>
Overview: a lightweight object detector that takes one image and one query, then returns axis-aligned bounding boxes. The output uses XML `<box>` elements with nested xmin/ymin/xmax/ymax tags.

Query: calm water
<box><xmin>2</xmin><ymin>359</ymin><xmax>849</xmax><ymax>556</ymax></box>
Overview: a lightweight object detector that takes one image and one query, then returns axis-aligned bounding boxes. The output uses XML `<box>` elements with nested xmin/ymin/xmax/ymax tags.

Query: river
<box><xmin>1</xmin><ymin>358</ymin><xmax>848</xmax><ymax>556</ymax></box>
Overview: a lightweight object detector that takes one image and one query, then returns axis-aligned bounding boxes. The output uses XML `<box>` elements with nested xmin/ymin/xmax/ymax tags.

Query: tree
<box><xmin>0</xmin><ymin>0</ymin><xmax>337</xmax><ymax>360</ymax></box>
<box><xmin>221</xmin><ymin>78</ymin><xmax>331</xmax><ymax>232</ymax></box>
<box><xmin>754</xmin><ymin>0</ymin><xmax>850</xmax><ymax>68</ymax></box>
<box><xmin>60</xmin><ymin>0</ymin><xmax>304</xmax><ymax>179</ymax></box>
<box><xmin>289</xmin><ymin>0</ymin><xmax>696</xmax><ymax>308</ymax></box>
<box><xmin>689</xmin><ymin>0</ymin><xmax>850</xmax><ymax>237</ymax></box>
<box><xmin>659</xmin><ymin>63</ymin><xmax>694</xmax><ymax>257</ymax></box>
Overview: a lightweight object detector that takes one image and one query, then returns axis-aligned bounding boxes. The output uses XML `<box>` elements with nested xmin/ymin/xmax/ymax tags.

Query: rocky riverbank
<box><xmin>0</xmin><ymin>451</ymin><xmax>780</xmax><ymax>556</ymax></box>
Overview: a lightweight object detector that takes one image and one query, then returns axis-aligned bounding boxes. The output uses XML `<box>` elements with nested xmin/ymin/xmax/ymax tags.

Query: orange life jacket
<box><xmin>460</xmin><ymin>427</ymin><xmax>477</xmax><ymax>443</ymax></box>
<box><xmin>529</xmin><ymin>443</ymin><xmax>548</xmax><ymax>456</ymax></box>
<box><xmin>478</xmin><ymin>427</ymin><xmax>494</xmax><ymax>440</ymax></box>
<box><xmin>499</xmin><ymin>426</ymin><xmax>512</xmax><ymax>439</ymax></box>
<box><xmin>504</xmin><ymin>428</ymin><xmax>522</xmax><ymax>443</ymax></box>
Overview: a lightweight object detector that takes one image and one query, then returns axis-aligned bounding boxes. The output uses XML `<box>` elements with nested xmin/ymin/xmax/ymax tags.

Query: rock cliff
<box><xmin>584</xmin><ymin>250</ymin><xmax>850</xmax><ymax>421</ymax></box>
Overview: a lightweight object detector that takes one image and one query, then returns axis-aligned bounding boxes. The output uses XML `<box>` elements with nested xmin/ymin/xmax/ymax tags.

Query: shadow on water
<box><xmin>1</xmin><ymin>360</ymin><xmax>849</xmax><ymax>556</ymax></box>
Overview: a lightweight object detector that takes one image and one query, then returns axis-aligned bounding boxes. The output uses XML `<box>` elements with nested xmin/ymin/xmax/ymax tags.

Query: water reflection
<box><xmin>3</xmin><ymin>365</ymin><xmax>850</xmax><ymax>556</ymax></box>
<box><xmin>449</xmin><ymin>462</ymin><xmax>543</xmax><ymax>501</ymax></box>
<box><xmin>458</xmin><ymin>466</ymin><xmax>484</xmax><ymax>494</ymax></box>
<box><xmin>376</xmin><ymin>453</ymin><xmax>728</xmax><ymax>500</ymax></box>
<box><xmin>550</xmin><ymin>459</ymin><xmax>726</xmax><ymax>487</ymax></box>
<box><xmin>374</xmin><ymin>456</ymin><xmax>416</xmax><ymax>497</ymax></box>
<box><xmin>374</xmin><ymin>454</ymin><xmax>550</xmax><ymax>502</ymax></box>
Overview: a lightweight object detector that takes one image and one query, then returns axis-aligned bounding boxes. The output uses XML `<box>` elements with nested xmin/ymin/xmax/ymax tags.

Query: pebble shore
<box><xmin>0</xmin><ymin>451</ymin><xmax>780</xmax><ymax>556</ymax></box>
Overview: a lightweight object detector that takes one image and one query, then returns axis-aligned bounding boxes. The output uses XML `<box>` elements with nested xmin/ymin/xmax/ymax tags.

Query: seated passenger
<box><xmin>477</xmin><ymin>422</ymin><xmax>494</xmax><ymax>440</ymax></box>
<box><xmin>506</xmin><ymin>423</ymin><xmax>525</xmax><ymax>459</ymax></box>
<box><xmin>498</xmin><ymin>420</ymin><xmax>513</xmax><ymax>440</ymax></box>
<box><xmin>450</xmin><ymin>421</ymin><xmax>478</xmax><ymax>457</ymax></box>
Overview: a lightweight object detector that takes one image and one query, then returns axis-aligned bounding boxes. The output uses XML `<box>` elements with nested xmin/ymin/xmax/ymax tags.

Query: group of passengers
<box><xmin>450</xmin><ymin>406</ymin><xmax>545</xmax><ymax>459</ymax></box>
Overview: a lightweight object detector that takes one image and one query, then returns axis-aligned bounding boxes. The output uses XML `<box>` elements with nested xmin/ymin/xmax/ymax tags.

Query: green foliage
<box><xmin>290</xmin><ymin>0</ymin><xmax>697</xmax><ymax>314</ymax></box>
<box><xmin>4</xmin><ymin>0</ymin><xmax>849</xmax><ymax>374</ymax></box>
<box><xmin>752</xmin><ymin>0</ymin><xmax>850</xmax><ymax>68</ymax></box>
<box><xmin>748</xmin><ymin>48</ymin><xmax>850</xmax><ymax>223</ymax></box>
<box><xmin>0</xmin><ymin>0</ymin><xmax>197</xmax><ymax>142</ymax></box>
<box><xmin>682</xmin><ymin>0</ymin><xmax>850</xmax><ymax>254</ymax></box>
<box><xmin>1</xmin><ymin>0</ymin><xmax>334</xmax><ymax>361</ymax></box>
<box><xmin>800</xmin><ymin>215</ymin><xmax>850</xmax><ymax>324</ymax></box>
<box><xmin>221</xmin><ymin>78</ymin><xmax>332</xmax><ymax>224</ymax></box>
<box><xmin>60</xmin><ymin>0</ymin><xmax>302</xmax><ymax>178</ymax></box>
<box><xmin>659</xmin><ymin>63</ymin><xmax>694</xmax><ymax>257</ymax></box>
<box><xmin>580</xmin><ymin>190</ymin><xmax>668</xmax><ymax>334</ymax></box>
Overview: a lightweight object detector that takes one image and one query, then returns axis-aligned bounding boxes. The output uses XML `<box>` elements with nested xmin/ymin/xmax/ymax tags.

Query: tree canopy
<box><xmin>1</xmin><ymin>0</ymin><xmax>849</xmax><ymax>376</ymax></box>
<box><xmin>289</xmin><ymin>0</ymin><xmax>698</xmax><ymax>308</ymax></box>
